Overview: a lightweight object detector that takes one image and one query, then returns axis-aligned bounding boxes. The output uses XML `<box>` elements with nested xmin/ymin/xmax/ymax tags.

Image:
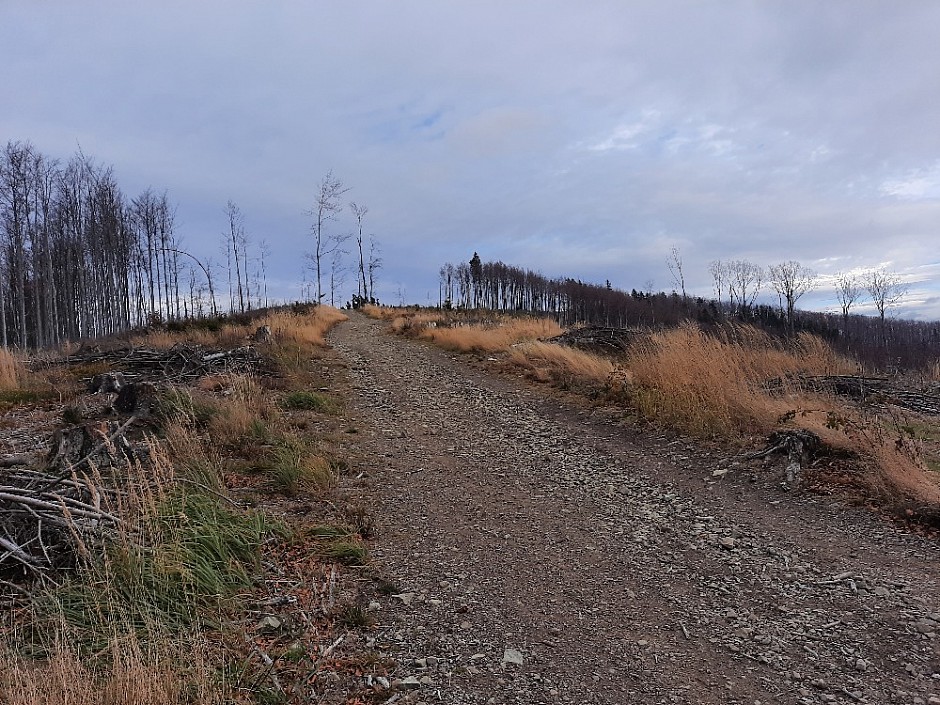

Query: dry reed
<box><xmin>0</xmin><ymin>636</ymin><xmax>226</xmax><ymax>705</ymax></box>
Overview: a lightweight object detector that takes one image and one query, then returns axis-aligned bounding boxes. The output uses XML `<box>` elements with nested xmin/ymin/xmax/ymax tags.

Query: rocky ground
<box><xmin>326</xmin><ymin>311</ymin><xmax>940</xmax><ymax>705</ymax></box>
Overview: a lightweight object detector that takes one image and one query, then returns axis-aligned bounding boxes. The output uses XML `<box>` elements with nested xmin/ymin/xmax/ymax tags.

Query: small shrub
<box><xmin>337</xmin><ymin>604</ymin><xmax>375</xmax><ymax>629</ymax></box>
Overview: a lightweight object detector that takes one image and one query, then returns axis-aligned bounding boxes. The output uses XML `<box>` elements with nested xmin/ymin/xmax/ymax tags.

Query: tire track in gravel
<box><xmin>329</xmin><ymin>312</ymin><xmax>940</xmax><ymax>705</ymax></box>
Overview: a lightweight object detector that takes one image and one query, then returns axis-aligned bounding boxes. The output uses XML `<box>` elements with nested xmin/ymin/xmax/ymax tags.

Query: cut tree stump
<box><xmin>114</xmin><ymin>382</ymin><xmax>159</xmax><ymax>416</ymax></box>
<box><xmin>89</xmin><ymin>371</ymin><xmax>125</xmax><ymax>394</ymax></box>
<box><xmin>252</xmin><ymin>325</ymin><xmax>273</xmax><ymax>343</ymax></box>
<box><xmin>46</xmin><ymin>421</ymin><xmax>134</xmax><ymax>472</ymax></box>
<box><xmin>748</xmin><ymin>429</ymin><xmax>820</xmax><ymax>489</ymax></box>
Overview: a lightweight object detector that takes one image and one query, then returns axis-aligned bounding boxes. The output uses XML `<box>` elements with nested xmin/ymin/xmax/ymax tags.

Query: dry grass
<box><xmin>508</xmin><ymin>341</ymin><xmax>615</xmax><ymax>388</ymax></box>
<box><xmin>0</xmin><ymin>636</ymin><xmax>226</xmax><ymax>705</ymax></box>
<box><xmin>928</xmin><ymin>359</ymin><xmax>940</xmax><ymax>382</ymax></box>
<box><xmin>418</xmin><ymin>317</ymin><xmax>562</xmax><ymax>353</ymax></box>
<box><xmin>204</xmin><ymin>374</ymin><xmax>279</xmax><ymax>446</ymax></box>
<box><xmin>263</xmin><ymin>305</ymin><xmax>348</xmax><ymax>347</ymax></box>
<box><xmin>626</xmin><ymin>323</ymin><xmax>857</xmax><ymax>437</ymax></box>
<box><xmin>361</xmin><ymin>304</ymin><xmax>400</xmax><ymax>321</ymax></box>
<box><xmin>622</xmin><ymin>322</ymin><xmax>940</xmax><ymax>513</ymax></box>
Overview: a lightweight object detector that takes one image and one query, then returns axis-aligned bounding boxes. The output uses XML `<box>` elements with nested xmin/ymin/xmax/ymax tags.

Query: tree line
<box><xmin>438</xmin><ymin>253</ymin><xmax>940</xmax><ymax>370</ymax></box>
<box><xmin>0</xmin><ymin>140</ymin><xmax>191</xmax><ymax>347</ymax></box>
<box><xmin>0</xmin><ymin>141</ymin><xmax>385</xmax><ymax>349</ymax></box>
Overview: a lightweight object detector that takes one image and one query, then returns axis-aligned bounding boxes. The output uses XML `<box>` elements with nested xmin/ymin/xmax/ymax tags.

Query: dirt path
<box><xmin>329</xmin><ymin>312</ymin><xmax>940</xmax><ymax>705</ymax></box>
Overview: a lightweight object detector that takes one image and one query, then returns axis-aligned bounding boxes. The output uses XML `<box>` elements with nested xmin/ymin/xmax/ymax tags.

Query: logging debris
<box><xmin>33</xmin><ymin>342</ymin><xmax>275</xmax><ymax>383</ymax></box>
<box><xmin>547</xmin><ymin>326</ymin><xmax>642</xmax><ymax>353</ymax></box>
<box><xmin>0</xmin><ymin>419</ymin><xmax>137</xmax><ymax>582</ymax></box>
<box><xmin>803</xmin><ymin>375</ymin><xmax>940</xmax><ymax>416</ymax></box>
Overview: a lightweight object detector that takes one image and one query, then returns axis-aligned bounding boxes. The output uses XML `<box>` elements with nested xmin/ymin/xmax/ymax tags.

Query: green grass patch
<box><xmin>37</xmin><ymin>490</ymin><xmax>267</xmax><ymax>648</ymax></box>
<box><xmin>264</xmin><ymin>436</ymin><xmax>334</xmax><ymax>496</ymax></box>
<box><xmin>280</xmin><ymin>390</ymin><xmax>337</xmax><ymax>413</ymax></box>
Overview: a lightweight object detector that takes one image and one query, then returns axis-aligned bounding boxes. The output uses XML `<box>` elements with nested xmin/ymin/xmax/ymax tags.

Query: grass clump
<box><xmin>266</xmin><ymin>435</ymin><xmax>334</xmax><ymax>496</ymax></box>
<box><xmin>319</xmin><ymin>539</ymin><xmax>368</xmax><ymax>566</ymax></box>
<box><xmin>262</xmin><ymin>306</ymin><xmax>348</xmax><ymax>348</ymax></box>
<box><xmin>42</xmin><ymin>488</ymin><xmax>267</xmax><ymax>641</ymax></box>
<box><xmin>280</xmin><ymin>390</ymin><xmax>337</xmax><ymax>413</ymax></box>
<box><xmin>0</xmin><ymin>635</ymin><xmax>229</xmax><ymax>705</ymax></box>
<box><xmin>337</xmin><ymin>604</ymin><xmax>375</xmax><ymax>629</ymax></box>
<box><xmin>418</xmin><ymin>316</ymin><xmax>562</xmax><ymax>353</ymax></box>
<box><xmin>154</xmin><ymin>387</ymin><xmax>220</xmax><ymax>428</ymax></box>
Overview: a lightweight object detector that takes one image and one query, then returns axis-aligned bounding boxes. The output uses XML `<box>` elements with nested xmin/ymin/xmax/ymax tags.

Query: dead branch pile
<box><xmin>0</xmin><ymin>420</ymin><xmax>134</xmax><ymax>588</ymax></box>
<box><xmin>804</xmin><ymin>375</ymin><xmax>940</xmax><ymax>416</ymax></box>
<box><xmin>42</xmin><ymin>343</ymin><xmax>275</xmax><ymax>383</ymax></box>
<box><xmin>547</xmin><ymin>326</ymin><xmax>640</xmax><ymax>353</ymax></box>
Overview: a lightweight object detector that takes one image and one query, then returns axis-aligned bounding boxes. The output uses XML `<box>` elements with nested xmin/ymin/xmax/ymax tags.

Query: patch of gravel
<box><xmin>329</xmin><ymin>312</ymin><xmax>940</xmax><ymax>705</ymax></box>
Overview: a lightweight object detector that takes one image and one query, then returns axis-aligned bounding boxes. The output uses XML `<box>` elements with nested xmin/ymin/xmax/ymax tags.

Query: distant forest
<box><xmin>438</xmin><ymin>254</ymin><xmax>940</xmax><ymax>371</ymax></box>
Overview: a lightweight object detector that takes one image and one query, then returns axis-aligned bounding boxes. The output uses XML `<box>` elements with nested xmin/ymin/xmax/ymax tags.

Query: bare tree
<box><xmin>308</xmin><ymin>171</ymin><xmax>349</xmax><ymax>302</ymax></box>
<box><xmin>708</xmin><ymin>259</ymin><xmax>727</xmax><ymax>310</ymax></box>
<box><xmin>834</xmin><ymin>271</ymin><xmax>862</xmax><ymax>328</ymax></box>
<box><xmin>727</xmin><ymin>259</ymin><xmax>763</xmax><ymax>314</ymax></box>
<box><xmin>328</xmin><ymin>244</ymin><xmax>350</xmax><ymax>307</ymax></box>
<box><xmin>768</xmin><ymin>260</ymin><xmax>817</xmax><ymax>334</ymax></box>
<box><xmin>225</xmin><ymin>201</ymin><xmax>246</xmax><ymax>313</ymax></box>
<box><xmin>667</xmin><ymin>246</ymin><xmax>686</xmax><ymax>299</ymax></box>
<box><xmin>349</xmin><ymin>202</ymin><xmax>368</xmax><ymax>301</ymax></box>
<box><xmin>367</xmin><ymin>236</ymin><xmax>382</xmax><ymax>304</ymax></box>
<box><xmin>258</xmin><ymin>239</ymin><xmax>270</xmax><ymax>309</ymax></box>
<box><xmin>864</xmin><ymin>268</ymin><xmax>908</xmax><ymax>348</ymax></box>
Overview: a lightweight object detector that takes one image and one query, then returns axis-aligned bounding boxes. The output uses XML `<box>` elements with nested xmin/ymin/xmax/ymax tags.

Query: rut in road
<box><xmin>330</xmin><ymin>312</ymin><xmax>940</xmax><ymax>705</ymax></box>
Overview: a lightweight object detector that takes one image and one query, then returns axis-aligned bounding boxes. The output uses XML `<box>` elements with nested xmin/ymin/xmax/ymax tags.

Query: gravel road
<box><xmin>329</xmin><ymin>312</ymin><xmax>940</xmax><ymax>705</ymax></box>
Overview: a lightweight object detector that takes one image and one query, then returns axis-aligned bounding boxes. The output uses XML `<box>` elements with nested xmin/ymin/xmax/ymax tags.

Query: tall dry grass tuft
<box><xmin>508</xmin><ymin>341</ymin><xmax>615</xmax><ymax>388</ymax></box>
<box><xmin>0</xmin><ymin>348</ymin><xmax>26</xmax><ymax>391</ymax></box>
<box><xmin>202</xmin><ymin>373</ymin><xmax>279</xmax><ymax>447</ymax></box>
<box><xmin>626</xmin><ymin>323</ymin><xmax>857</xmax><ymax>437</ymax></box>
<box><xmin>794</xmin><ymin>408</ymin><xmax>940</xmax><ymax>513</ymax></box>
<box><xmin>362</xmin><ymin>304</ymin><xmax>400</xmax><ymax>320</ymax></box>
<box><xmin>419</xmin><ymin>317</ymin><xmax>562</xmax><ymax>353</ymax></box>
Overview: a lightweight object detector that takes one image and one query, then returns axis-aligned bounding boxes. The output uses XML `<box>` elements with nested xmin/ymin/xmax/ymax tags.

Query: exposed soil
<box><xmin>328</xmin><ymin>311</ymin><xmax>940</xmax><ymax>705</ymax></box>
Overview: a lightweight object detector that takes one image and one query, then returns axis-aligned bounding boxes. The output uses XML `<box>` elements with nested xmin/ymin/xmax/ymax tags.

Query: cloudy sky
<box><xmin>3</xmin><ymin>1</ymin><xmax>940</xmax><ymax>318</ymax></box>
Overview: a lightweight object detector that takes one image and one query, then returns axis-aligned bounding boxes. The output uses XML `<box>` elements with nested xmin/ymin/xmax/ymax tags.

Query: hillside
<box><xmin>1</xmin><ymin>309</ymin><xmax>940</xmax><ymax>704</ymax></box>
